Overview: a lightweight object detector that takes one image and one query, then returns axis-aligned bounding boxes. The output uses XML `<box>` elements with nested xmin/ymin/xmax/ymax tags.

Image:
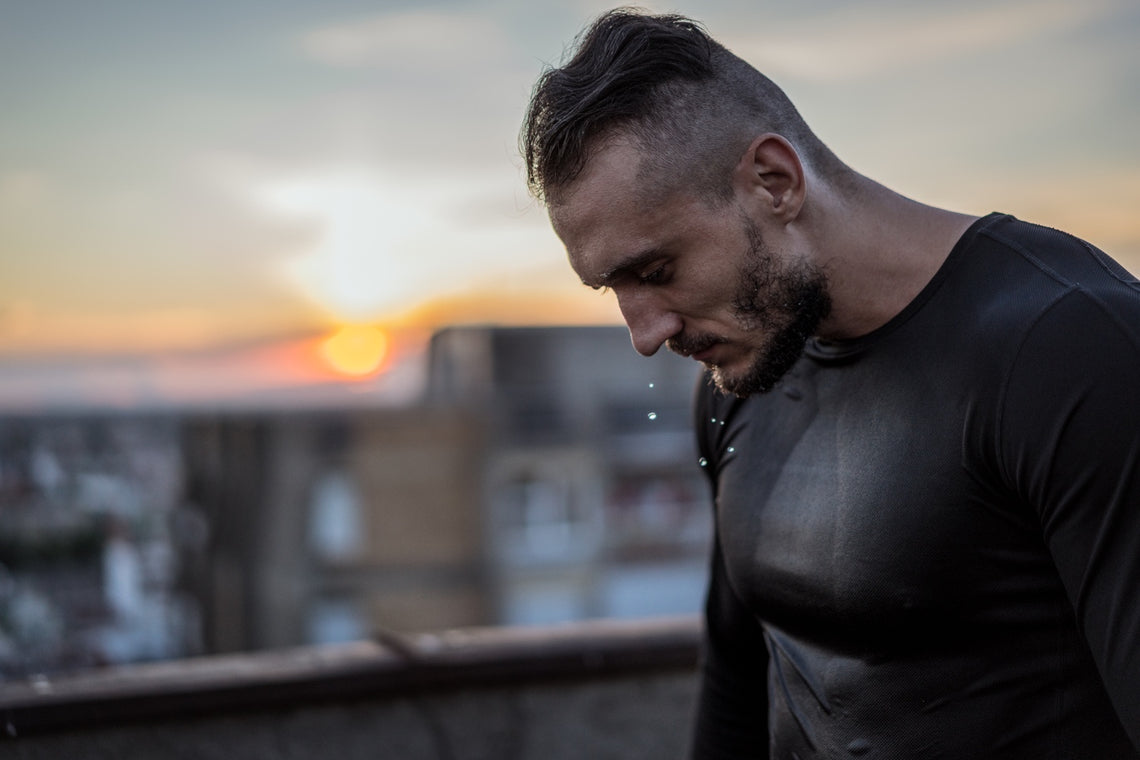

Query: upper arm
<box><xmin>690</xmin><ymin>377</ymin><xmax>771</xmax><ymax>759</ymax></box>
<box><xmin>690</xmin><ymin>535</ymin><xmax>771</xmax><ymax>760</ymax></box>
<box><xmin>998</xmin><ymin>290</ymin><xmax>1140</xmax><ymax>744</ymax></box>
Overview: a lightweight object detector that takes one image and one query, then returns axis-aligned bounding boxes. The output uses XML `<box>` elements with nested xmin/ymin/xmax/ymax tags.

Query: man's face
<box><xmin>551</xmin><ymin>140</ymin><xmax>830</xmax><ymax>397</ymax></box>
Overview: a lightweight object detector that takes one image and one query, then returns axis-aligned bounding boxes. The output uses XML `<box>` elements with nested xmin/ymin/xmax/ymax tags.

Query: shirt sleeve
<box><xmin>689</xmin><ymin>536</ymin><xmax>772</xmax><ymax>759</ymax></box>
<box><xmin>689</xmin><ymin>379</ymin><xmax>771</xmax><ymax>759</ymax></box>
<box><xmin>997</xmin><ymin>287</ymin><xmax>1140</xmax><ymax>747</ymax></box>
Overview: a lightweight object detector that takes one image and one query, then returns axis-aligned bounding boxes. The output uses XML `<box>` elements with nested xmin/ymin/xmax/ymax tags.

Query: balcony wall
<box><xmin>1</xmin><ymin>616</ymin><xmax>702</xmax><ymax>760</ymax></box>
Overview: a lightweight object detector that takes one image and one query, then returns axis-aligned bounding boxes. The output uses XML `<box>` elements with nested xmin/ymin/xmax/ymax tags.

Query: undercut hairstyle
<box><xmin>521</xmin><ymin>8</ymin><xmax>848</xmax><ymax>205</ymax></box>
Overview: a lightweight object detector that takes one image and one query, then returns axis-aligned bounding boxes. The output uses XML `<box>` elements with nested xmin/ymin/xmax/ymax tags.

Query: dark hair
<box><xmin>521</xmin><ymin>8</ymin><xmax>844</xmax><ymax>204</ymax></box>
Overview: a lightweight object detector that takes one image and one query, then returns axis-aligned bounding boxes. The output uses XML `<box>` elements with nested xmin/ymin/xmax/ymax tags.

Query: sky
<box><xmin>1</xmin><ymin>0</ymin><xmax>1138</xmax><ymax>408</ymax></box>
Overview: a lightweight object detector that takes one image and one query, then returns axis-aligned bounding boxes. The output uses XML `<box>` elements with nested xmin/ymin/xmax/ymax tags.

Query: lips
<box><xmin>690</xmin><ymin>344</ymin><xmax>719</xmax><ymax>363</ymax></box>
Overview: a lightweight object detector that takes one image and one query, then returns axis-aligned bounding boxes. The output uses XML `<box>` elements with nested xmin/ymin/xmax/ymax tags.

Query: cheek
<box><xmin>689</xmin><ymin>270</ymin><xmax>744</xmax><ymax>318</ymax></box>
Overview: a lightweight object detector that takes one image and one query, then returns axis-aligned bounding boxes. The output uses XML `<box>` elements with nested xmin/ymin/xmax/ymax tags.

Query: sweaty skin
<box><xmin>552</xmin><ymin>136</ymin><xmax>972</xmax><ymax>398</ymax></box>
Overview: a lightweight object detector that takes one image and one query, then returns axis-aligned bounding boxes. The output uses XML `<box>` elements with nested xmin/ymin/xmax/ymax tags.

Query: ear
<box><xmin>732</xmin><ymin>134</ymin><xmax>805</xmax><ymax>222</ymax></box>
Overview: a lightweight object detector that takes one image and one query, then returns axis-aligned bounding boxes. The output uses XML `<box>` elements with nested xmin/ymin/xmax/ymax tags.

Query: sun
<box><xmin>320</xmin><ymin>325</ymin><xmax>390</xmax><ymax>377</ymax></box>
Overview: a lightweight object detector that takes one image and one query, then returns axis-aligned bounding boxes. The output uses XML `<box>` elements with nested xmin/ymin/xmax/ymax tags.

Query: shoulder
<box><xmin>973</xmin><ymin>214</ymin><xmax>1139</xmax><ymax>305</ymax></box>
<box><xmin>982</xmin><ymin>216</ymin><xmax>1140</xmax><ymax>361</ymax></box>
<box><xmin>982</xmin><ymin>221</ymin><xmax>1140</xmax><ymax>505</ymax></box>
<box><xmin>948</xmin><ymin>214</ymin><xmax>1140</xmax><ymax>363</ymax></box>
<box><xmin>929</xmin><ymin>216</ymin><xmax>1140</xmax><ymax>491</ymax></box>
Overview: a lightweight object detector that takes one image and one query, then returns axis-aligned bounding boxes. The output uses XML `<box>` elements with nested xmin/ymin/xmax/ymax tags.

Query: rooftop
<box><xmin>2</xmin><ymin>616</ymin><xmax>702</xmax><ymax>759</ymax></box>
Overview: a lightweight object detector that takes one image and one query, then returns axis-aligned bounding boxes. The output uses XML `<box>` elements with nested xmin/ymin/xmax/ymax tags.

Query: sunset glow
<box><xmin>320</xmin><ymin>325</ymin><xmax>390</xmax><ymax>377</ymax></box>
<box><xmin>259</xmin><ymin>172</ymin><xmax>436</xmax><ymax>322</ymax></box>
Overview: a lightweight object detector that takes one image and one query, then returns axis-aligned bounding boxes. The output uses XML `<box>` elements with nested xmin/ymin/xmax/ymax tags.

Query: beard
<box><xmin>667</xmin><ymin>217</ymin><xmax>831</xmax><ymax>398</ymax></box>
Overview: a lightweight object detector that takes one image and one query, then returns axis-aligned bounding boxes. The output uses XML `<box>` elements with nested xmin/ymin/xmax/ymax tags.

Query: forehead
<box><xmin>550</xmin><ymin>141</ymin><xmax>676</xmax><ymax>284</ymax></box>
<box><xmin>549</xmin><ymin>139</ymin><xmax>643</xmax><ymax>230</ymax></box>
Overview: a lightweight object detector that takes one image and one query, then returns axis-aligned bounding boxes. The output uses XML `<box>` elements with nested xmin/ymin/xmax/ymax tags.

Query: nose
<box><xmin>616</xmin><ymin>290</ymin><xmax>683</xmax><ymax>357</ymax></box>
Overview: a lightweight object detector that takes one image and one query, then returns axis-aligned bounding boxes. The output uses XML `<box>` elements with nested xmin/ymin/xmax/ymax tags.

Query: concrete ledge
<box><xmin>1</xmin><ymin>615</ymin><xmax>702</xmax><ymax>740</ymax></box>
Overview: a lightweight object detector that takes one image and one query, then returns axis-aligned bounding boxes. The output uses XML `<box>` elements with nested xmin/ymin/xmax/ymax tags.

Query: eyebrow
<box><xmin>583</xmin><ymin>248</ymin><xmax>663</xmax><ymax>289</ymax></box>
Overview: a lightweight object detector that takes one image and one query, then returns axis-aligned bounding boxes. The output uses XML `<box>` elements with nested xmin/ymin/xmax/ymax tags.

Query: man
<box><xmin>521</xmin><ymin>9</ymin><xmax>1140</xmax><ymax>759</ymax></box>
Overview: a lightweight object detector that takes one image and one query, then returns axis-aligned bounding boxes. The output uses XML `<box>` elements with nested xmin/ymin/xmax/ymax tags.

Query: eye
<box><xmin>638</xmin><ymin>265</ymin><xmax>668</xmax><ymax>285</ymax></box>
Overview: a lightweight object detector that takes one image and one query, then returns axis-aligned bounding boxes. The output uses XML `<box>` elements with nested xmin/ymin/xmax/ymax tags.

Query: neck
<box><xmin>808</xmin><ymin>175</ymin><xmax>978</xmax><ymax>340</ymax></box>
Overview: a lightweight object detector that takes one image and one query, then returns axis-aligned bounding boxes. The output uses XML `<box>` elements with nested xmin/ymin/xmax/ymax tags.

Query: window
<box><xmin>307</xmin><ymin>470</ymin><xmax>365</xmax><ymax>563</ymax></box>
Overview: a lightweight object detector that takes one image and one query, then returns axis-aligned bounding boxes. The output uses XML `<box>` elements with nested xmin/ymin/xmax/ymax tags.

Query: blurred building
<box><xmin>428</xmin><ymin>326</ymin><xmax>709</xmax><ymax>626</ymax></box>
<box><xmin>181</xmin><ymin>405</ymin><xmax>488</xmax><ymax>653</ymax></box>
<box><xmin>0</xmin><ymin>414</ymin><xmax>190</xmax><ymax>676</ymax></box>
<box><xmin>0</xmin><ymin>325</ymin><xmax>710</xmax><ymax>674</ymax></box>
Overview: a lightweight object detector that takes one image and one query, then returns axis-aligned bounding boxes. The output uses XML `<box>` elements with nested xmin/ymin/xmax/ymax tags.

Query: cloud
<box><xmin>300</xmin><ymin>9</ymin><xmax>511</xmax><ymax>70</ymax></box>
<box><xmin>718</xmin><ymin>0</ymin><xmax>1117</xmax><ymax>82</ymax></box>
<box><xmin>268</xmin><ymin>10</ymin><xmax>538</xmax><ymax>178</ymax></box>
<box><xmin>246</xmin><ymin>164</ymin><xmax>563</xmax><ymax>322</ymax></box>
<box><xmin>257</xmin><ymin>169</ymin><xmax>438</xmax><ymax>320</ymax></box>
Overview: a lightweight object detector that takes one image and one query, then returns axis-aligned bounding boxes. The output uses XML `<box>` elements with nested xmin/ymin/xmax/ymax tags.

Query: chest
<box><xmin>710</xmin><ymin>359</ymin><xmax>1046</xmax><ymax>644</ymax></box>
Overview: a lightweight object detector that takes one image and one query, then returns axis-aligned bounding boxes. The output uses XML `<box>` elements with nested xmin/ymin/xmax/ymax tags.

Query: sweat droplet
<box><xmin>710</xmin><ymin>417</ymin><xmax>717</xmax><ymax>424</ymax></box>
<box><xmin>647</xmin><ymin>412</ymin><xmax>657</xmax><ymax>420</ymax></box>
<box><xmin>727</xmin><ymin>447</ymin><xmax>735</xmax><ymax>453</ymax></box>
<box><xmin>698</xmin><ymin>457</ymin><xmax>708</xmax><ymax>467</ymax></box>
<box><xmin>648</xmin><ymin>382</ymin><xmax>655</xmax><ymax>388</ymax></box>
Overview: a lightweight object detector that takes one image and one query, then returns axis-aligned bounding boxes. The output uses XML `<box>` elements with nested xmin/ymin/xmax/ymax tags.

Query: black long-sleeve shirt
<box><xmin>691</xmin><ymin>214</ymin><xmax>1140</xmax><ymax>758</ymax></box>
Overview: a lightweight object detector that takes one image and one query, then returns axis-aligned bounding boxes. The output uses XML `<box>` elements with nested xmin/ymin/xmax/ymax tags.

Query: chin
<box><xmin>709</xmin><ymin>345</ymin><xmax>802</xmax><ymax>398</ymax></box>
<box><xmin>709</xmin><ymin>363</ymin><xmax>760</xmax><ymax>398</ymax></box>
<box><xmin>709</xmin><ymin>368</ymin><xmax>758</xmax><ymax>398</ymax></box>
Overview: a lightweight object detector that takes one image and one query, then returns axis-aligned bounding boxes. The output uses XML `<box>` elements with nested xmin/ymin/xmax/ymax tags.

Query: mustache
<box><xmin>666</xmin><ymin>332</ymin><xmax>721</xmax><ymax>357</ymax></box>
